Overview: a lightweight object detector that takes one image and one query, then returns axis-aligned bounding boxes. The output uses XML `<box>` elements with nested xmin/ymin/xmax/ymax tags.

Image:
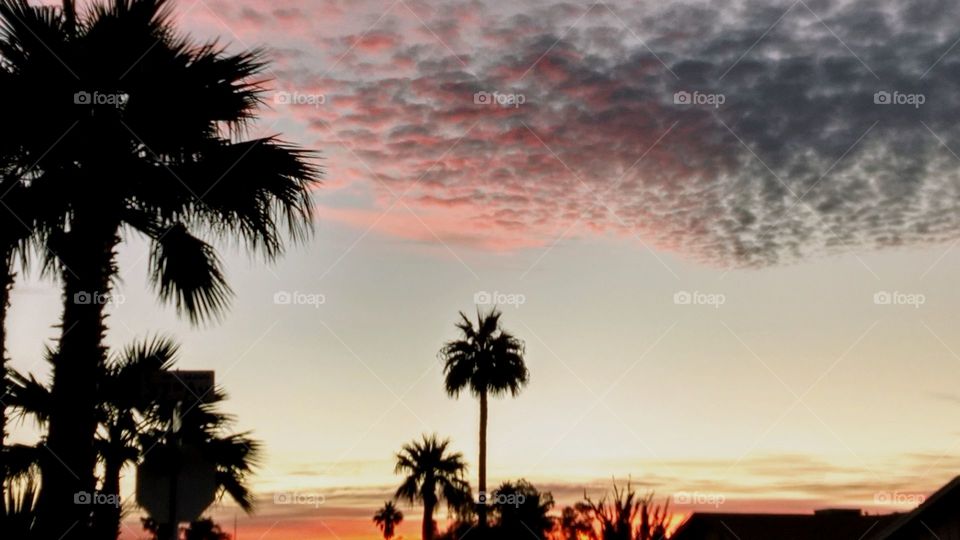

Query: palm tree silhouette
<box><xmin>394</xmin><ymin>434</ymin><xmax>470</xmax><ymax>540</ymax></box>
<box><xmin>0</xmin><ymin>177</ymin><xmax>30</xmax><ymax>502</ymax></box>
<box><xmin>0</xmin><ymin>1</ymin><xmax>318</xmax><ymax>534</ymax></box>
<box><xmin>440</xmin><ymin>309</ymin><xmax>528</xmax><ymax>528</ymax></box>
<box><xmin>7</xmin><ymin>336</ymin><xmax>262</xmax><ymax>540</ymax></box>
<box><xmin>0</xmin><ymin>170</ymin><xmax>57</xmax><ymax>503</ymax></box>
<box><xmin>373</xmin><ymin>501</ymin><xmax>404</xmax><ymax>539</ymax></box>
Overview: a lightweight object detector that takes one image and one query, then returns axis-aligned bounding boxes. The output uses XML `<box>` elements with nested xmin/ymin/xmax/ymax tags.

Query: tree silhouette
<box><xmin>440</xmin><ymin>308</ymin><xmax>528</xmax><ymax>528</ymax></box>
<box><xmin>373</xmin><ymin>500</ymin><xmax>404</xmax><ymax>540</ymax></box>
<box><xmin>394</xmin><ymin>434</ymin><xmax>470</xmax><ymax>540</ymax></box>
<box><xmin>141</xmin><ymin>517</ymin><xmax>232</xmax><ymax>540</ymax></box>
<box><xmin>0</xmin><ymin>465</ymin><xmax>39</xmax><ymax>538</ymax></box>
<box><xmin>0</xmin><ymin>1</ymin><xmax>318</xmax><ymax>535</ymax></box>
<box><xmin>0</xmin><ymin>159</ymin><xmax>55</xmax><ymax>505</ymax></box>
<box><xmin>183</xmin><ymin>518</ymin><xmax>232</xmax><ymax>540</ymax></box>
<box><xmin>582</xmin><ymin>480</ymin><xmax>638</xmax><ymax>540</ymax></box>
<box><xmin>635</xmin><ymin>492</ymin><xmax>670</xmax><ymax>540</ymax></box>
<box><xmin>559</xmin><ymin>504</ymin><xmax>594</xmax><ymax>540</ymax></box>
<box><xmin>6</xmin><ymin>336</ymin><xmax>262</xmax><ymax>540</ymax></box>
<box><xmin>565</xmin><ymin>480</ymin><xmax>672</xmax><ymax>540</ymax></box>
<box><xmin>489</xmin><ymin>479</ymin><xmax>556</xmax><ymax>539</ymax></box>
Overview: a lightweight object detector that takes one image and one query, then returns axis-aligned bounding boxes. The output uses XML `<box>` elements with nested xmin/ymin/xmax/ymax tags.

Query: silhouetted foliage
<box><xmin>184</xmin><ymin>518</ymin><xmax>232</xmax><ymax>540</ymax></box>
<box><xmin>142</xmin><ymin>516</ymin><xmax>232</xmax><ymax>540</ymax></box>
<box><xmin>635</xmin><ymin>492</ymin><xmax>670</xmax><ymax>540</ymax></box>
<box><xmin>0</xmin><ymin>465</ymin><xmax>39</xmax><ymax>537</ymax></box>
<box><xmin>435</xmin><ymin>520</ymin><xmax>476</xmax><ymax>540</ymax></box>
<box><xmin>373</xmin><ymin>501</ymin><xmax>404</xmax><ymax>540</ymax></box>
<box><xmin>0</xmin><ymin>0</ymin><xmax>318</xmax><ymax>534</ymax></box>
<box><xmin>440</xmin><ymin>308</ymin><xmax>528</xmax><ymax>528</ymax></box>
<box><xmin>490</xmin><ymin>479</ymin><xmax>556</xmax><ymax>539</ymax></box>
<box><xmin>560</xmin><ymin>504</ymin><xmax>595</xmax><ymax>540</ymax></box>
<box><xmin>7</xmin><ymin>336</ymin><xmax>261</xmax><ymax>540</ymax></box>
<box><xmin>562</xmin><ymin>479</ymin><xmax>672</xmax><ymax>540</ymax></box>
<box><xmin>394</xmin><ymin>434</ymin><xmax>471</xmax><ymax>540</ymax></box>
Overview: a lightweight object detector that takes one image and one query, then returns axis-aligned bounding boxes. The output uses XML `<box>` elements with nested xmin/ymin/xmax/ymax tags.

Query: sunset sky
<box><xmin>8</xmin><ymin>0</ymin><xmax>960</xmax><ymax>538</ymax></box>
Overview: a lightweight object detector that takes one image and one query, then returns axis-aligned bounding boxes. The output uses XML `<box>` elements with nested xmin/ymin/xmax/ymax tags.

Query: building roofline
<box><xmin>874</xmin><ymin>476</ymin><xmax>960</xmax><ymax>540</ymax></box>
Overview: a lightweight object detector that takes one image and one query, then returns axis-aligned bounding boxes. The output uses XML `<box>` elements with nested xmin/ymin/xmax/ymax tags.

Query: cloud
<box><xmin>202</xmin><ymin>0</ymin><xmax>960</xmax><ymax>267</ymax></box>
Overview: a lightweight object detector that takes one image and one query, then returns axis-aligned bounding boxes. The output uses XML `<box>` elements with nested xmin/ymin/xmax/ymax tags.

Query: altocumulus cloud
<box><xmin>202</xmin><ymin>0</ymin><xmax>960</xmax><ymax>266</ymax></box>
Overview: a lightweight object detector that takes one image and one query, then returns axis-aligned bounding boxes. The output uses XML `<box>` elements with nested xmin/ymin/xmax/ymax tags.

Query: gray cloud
<box><xmin>239</xmin><ymin>0</ymin><xmax>960</xmax><ymax>265</ymax></box>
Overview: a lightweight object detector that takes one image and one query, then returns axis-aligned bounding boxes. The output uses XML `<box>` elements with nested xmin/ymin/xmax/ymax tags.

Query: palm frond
<box><xmin>146</xmin><ymin>222</ymin><xmax>233</xmax><ymax>325</ymax></box>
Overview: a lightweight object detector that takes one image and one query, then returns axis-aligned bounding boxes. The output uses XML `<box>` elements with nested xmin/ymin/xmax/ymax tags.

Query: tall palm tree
<box><xmin>394</xmin><ymin>434</ymin><xmax>470</xmax><ymax>540</ymax></box>
<box><xmin>0</xmin><ymin>1</ymin><xmax>318</xmax><ymax>536</ymax></box>
<box><xmin>6</xmin><ymin>336</ymin><xmax>263</xmax><ymax>540</ymax></box>
<box><xmin>373</xmin><ymin>501</ymin><xmax>404</xmax><ymax>540</ymax></box>
<box><xmin>439</xmin><ymin>309</ymin><xmax>528</xmax><ymax>528</ymax></box>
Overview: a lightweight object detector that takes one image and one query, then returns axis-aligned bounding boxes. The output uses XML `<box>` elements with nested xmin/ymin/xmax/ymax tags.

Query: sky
<box><xmin>8</xmin><ymin>0</ymin><xmax>960</xmax><ymax>538</ymax></box>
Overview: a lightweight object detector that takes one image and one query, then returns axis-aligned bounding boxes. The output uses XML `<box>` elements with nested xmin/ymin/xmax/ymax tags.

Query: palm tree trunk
<box><xmin>422</xmin><ymin>498</ymin><xmax>436</xmax><ymax>540</ymax></box>
<box><xmin>0</xmin><ymin>247</ymin><xmax>13</xmax><ymax>505</ymax></box>
<box><xmin>36</xmin><ymin>217</ymin><xmax>119</xmax><ymax>540</ymax></box>
<box><xmin>478</xmin><ymin>389</ymin><xmax>488</xmax><ymax>529</ymax></box>
<box><xmin>94</xmin><ymin>452</ymin><xmax>123</xmax><ymax>540</ymax></box>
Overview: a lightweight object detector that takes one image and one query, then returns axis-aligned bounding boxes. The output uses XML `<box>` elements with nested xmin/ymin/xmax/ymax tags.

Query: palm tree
<box><xmin>6</xmin><ymin>336</ymin><xmax>263</xmax><ymax>540</ymax></box>
<box><xmin>373</xmin><ymin>501</ymin><xmax>404</xmax><ymax>540</ymax></box>
<box><xmin>92</xmin><ymin>338</ymin><xmax>178</xmax><ymax>540</ymax></box>
<box><xmin>0</xmin><ymin>177</ymin><xmax>26</xmax><ymax>506</ymax></box>
<box><xmin>439</xmin><ymin>309</ymin><xmax>528</xmax><ymax>528</ymax></box>
<box><xmin>394</xmin><ymin>434</ymin><xmax>470</xmax><ymax>540</ymax></box>
<box><xmin>0</xmin><ymin>1</ymin><xmax>318</xmax><ymax>535</ymax></box>
<box><xmin>0</xmin><ymin>166</ymin><xmax>56</xmax><ymax>505</ymax></box>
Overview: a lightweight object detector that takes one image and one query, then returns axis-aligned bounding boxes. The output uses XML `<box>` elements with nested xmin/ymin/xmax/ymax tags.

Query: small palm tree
<box><xmin>373</xmin><ymin>501</ymin><xmax>404</xmax><ymax>539</ymax></box>
<box><xmin>394</xmin><ymin>434</ymin><xmax>470</xmax><ymax>540</ymax></box>
<box><xmin>6</xmin><ymin>336</ymin><xmax>262</xmax><ymax>540</ymax></box>
<box><xmin>440</xmin><ymin>309</ymin><xmax>528</xmax><ymax>528</ymax></box>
